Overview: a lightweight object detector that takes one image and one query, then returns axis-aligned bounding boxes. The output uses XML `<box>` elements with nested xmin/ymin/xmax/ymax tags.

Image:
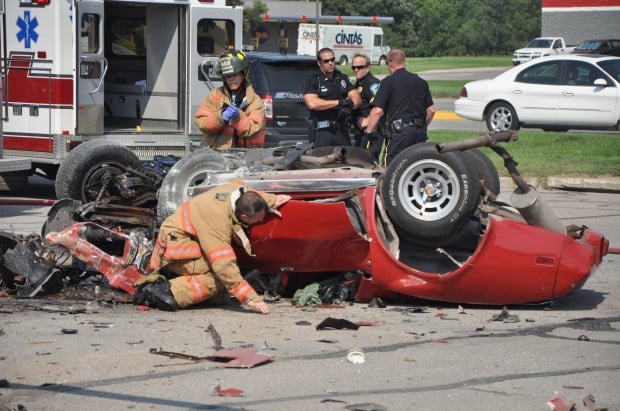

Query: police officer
<box><xmin>350</xmin><ymin>53</ymin><xmax>381</xmax><ymax>152</ymax></box>
<box><xmin>303</xmin><ymin>47</ymin><xmax>361</xmax><ymax>148</ymax></box>
<box><xmin>365</xmin><ymin>49</ymin><xmax>436</xmax><ymax>166</ymax></box>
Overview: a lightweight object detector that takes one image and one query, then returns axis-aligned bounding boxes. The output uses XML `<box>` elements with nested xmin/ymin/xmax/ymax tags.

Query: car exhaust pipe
<box><xmin>510</xmin><ymin>185</ymin><xmax>566</xmax><ymax>234</ymax></box>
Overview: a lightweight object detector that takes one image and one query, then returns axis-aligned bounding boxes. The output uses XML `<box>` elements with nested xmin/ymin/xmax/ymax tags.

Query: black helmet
<box><xmin>215</xmin><ymin>49</ymin><xmax>249</xmax><ymax>77</ymax></box>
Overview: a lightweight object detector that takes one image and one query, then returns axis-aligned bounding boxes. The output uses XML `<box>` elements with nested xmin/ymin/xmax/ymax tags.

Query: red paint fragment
<box><xmin>214</xmin><ymin>385</ymin><xmax>244</xmax><ymax>397</ymax></box>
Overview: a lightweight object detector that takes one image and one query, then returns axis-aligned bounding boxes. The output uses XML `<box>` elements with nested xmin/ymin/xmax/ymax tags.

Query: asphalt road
<box><xmin>1</xmin><ymin>177</ymin><xmax>619</xmax><ymax>411</ymax></box>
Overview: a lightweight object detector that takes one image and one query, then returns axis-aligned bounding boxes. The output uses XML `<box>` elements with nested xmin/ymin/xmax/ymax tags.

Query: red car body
<box><xmin>239</xmin><ymin>185</ymin><xmax>608</xmax><ymax>305</ymax></box>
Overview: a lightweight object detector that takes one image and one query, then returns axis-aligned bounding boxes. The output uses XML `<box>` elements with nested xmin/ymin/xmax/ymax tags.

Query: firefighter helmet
<box><xmin>215</xmin><ymin>49</ymin><xmax>249</xmax><ymax>77</ymax></box>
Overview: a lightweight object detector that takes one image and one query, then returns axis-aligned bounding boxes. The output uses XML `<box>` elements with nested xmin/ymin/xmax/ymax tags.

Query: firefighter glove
<box><xmin>222</xmin><ymin>106</ymin><xmax>240</xmax><ymax>122</ymax></box>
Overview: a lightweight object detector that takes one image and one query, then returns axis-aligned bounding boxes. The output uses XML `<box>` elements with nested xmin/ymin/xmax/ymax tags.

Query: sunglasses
<box><xmin>320</xmin><ymin>57</ymin><xmax>335</xmax><ymax>64</ymax></box>
<box><xmin>352</xmin><ymin>65</ymin><xmax>368</xmax><ymax>71</ymax></box>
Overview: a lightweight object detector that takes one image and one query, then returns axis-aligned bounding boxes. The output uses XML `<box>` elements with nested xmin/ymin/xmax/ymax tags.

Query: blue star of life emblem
<box><xmin>17</xmin><ymin>11</ymin><xmax>39</xmax><ymax>49</ymax></box>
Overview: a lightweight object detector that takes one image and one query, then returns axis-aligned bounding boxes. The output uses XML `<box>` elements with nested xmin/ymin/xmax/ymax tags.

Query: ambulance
<box><xmin>0</xmin><ymin>0</ymin><xmax>242</xmax><ymax>192</ymax></box>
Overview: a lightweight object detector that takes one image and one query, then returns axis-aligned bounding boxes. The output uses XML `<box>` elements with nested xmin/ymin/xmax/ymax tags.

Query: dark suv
<box><xmin>245</xmin><ymin>52</ymin><xmax>319</xmax><ymax>147</ymax></box>
<box><xmin>571</xmin><ymin>39</ymin><xmax>620</xmax><ymax>57</ymax></box>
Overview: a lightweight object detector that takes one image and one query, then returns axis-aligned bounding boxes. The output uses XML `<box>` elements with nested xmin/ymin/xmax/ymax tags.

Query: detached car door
<box><xmin>556</xmin><ymin>61</ymin><xmax>619</xmax><ymax>127</ymax></box>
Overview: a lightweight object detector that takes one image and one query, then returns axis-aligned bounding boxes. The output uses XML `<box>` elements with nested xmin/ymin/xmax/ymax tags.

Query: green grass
<box><xmin>341</xmin><ymin>55</ymin><xmax>512</xmax><ymax>77</ymax></box>
<box><xmin>341</xmin><ymin>55</ymin><xmax>510</xmax><ymax>98</ymax></box>
<box><xmin>428</xmin><ymin>80</ymin><xmax>468</xmax><ymax>98</ymax></box>
<box><xmin>428</xmin><ymin>130</ymin><xmax>620</xmax><ymax>178</ymax></box>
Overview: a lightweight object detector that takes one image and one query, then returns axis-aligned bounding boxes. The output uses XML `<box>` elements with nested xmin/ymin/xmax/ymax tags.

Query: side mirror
<box><xmin>593</xmin><ymin>78</ymin><xmax>608</xmax><ymax>87</ymax></box>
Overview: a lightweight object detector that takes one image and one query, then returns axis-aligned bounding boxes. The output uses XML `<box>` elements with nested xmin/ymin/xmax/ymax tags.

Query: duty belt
<box><xmin>390</xmin><ymin>118</ymin><xmax>425</xmax><ymax>131</ymax></box>
<box><xmin>315</xmin><ymin>120</ymin><xmax>339</xmax><ymax>130</ymax></box>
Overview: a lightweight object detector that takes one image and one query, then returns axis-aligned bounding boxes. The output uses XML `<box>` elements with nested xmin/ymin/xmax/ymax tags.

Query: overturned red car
<box><xmin>11</xmin><ymin>132</ymin><xmax>610</xmax><ymax>306</ymax></box>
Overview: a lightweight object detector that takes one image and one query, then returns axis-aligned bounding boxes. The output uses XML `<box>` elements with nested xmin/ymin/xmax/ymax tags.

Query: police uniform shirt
<box><xmin>353</xmin><ymin>73</ymin><xmax>380</xmax><ymax>120</ymax></box>
<box><xmin>373</xmin><ymin>68</ymin><xmax>434</xmax><ymax>123</ymax></box>
<box><xmin>303</xmin><ymin>70</ymin><xmax>355</xmax><ymax>122</ymax></box>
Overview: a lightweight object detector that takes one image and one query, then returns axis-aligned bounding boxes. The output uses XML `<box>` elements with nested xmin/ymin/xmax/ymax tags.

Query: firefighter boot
<box><xmin>133</xmin><ymin>280</ymin><xmax>179</xmax><ymax>311</ymax></box>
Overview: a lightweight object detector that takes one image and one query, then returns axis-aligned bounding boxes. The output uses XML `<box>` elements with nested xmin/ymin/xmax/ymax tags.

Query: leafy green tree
<box><xmin>321</xmin><ymin>0</ymin><xmax>541</xmax><ymax>56</ymax></box>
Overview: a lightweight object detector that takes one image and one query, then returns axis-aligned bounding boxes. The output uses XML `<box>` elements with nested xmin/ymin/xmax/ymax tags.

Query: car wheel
<box><xmin>463</xmin><ymin>148</ymin><xmax>501</xmax><ymax>196</ymax></box>
<box><xmin>338</xmin><ymin>55</ymin><xmax>348</xmax><ymax>66</ymax></box>
<box><xmin>486</xmin><ymin>102</ymin><xmax>520</xmax><ymax>132</ymax></box>
<box><xmin>55</xmin><ymin>140</ymin><xmax>142</xmax><ymax>203</ymax></box>
<box><xmin>378</xmin><ymin>56</ymin><xmax>387</xmax><ymax>66</ymax></box>
<box><xmin>157</xmin><ymin>148</ymin><xmax>229</xmax><ymax>221</ymax></box>
<box><xmin>380</xmin><ymin>143</ymin><xmax>481</xmax><ymax>242</ymax></box>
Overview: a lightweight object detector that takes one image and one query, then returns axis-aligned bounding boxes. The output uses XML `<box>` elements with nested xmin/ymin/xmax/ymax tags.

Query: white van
<box><xmin>297</xmin><ymin>23</ymin><xmax>390</xmax><ymax>65</ymax></box>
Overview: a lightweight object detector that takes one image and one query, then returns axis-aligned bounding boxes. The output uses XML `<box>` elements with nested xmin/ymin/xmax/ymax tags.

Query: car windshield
<box><xmin>261</xmin><ymin>61</ymin><xmax>318</xmax><ymax>92</ymax></box>
<box><xmin>599</xmin><ymin>59</ymin><xmax>620</xmax><ymax>81</ymax></box>
<box><xmin>527</xmin><ymin>39</ymin><xmax>552</xmax><ymax>48</ymax></box>
<box><xmin>576</xmin><ymin>41</ymin><xmax>603</xmax><ymax>51</ymax></box>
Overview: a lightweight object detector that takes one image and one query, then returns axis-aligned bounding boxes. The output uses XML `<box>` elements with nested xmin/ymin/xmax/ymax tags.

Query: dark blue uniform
<box><xmin>303</xmin><ymin>70</ymin><xmax>355</xmax><ymax>148</ymax></box>
<box><xmin>372</xmin><ymin>68</ymin><xmax>434</xmax><ymax>165</ymax></box>
<box><xmin>352</xmin><ymin>72</ymin><xmax>380</xmax><ymax>149</ymax></box>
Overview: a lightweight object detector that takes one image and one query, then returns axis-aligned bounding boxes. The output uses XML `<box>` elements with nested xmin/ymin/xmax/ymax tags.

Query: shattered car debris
<box><xmin>0</xmin><ymin>132</ymin><xmax>612</xmax><ymax>305</ymax></box>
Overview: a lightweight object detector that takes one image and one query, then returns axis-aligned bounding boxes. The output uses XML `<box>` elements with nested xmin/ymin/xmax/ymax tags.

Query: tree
<box><xmin>235</xmin><ymin>0</ymin><xmax>269</xmax><ymax>43</ymax></box>
<box><xmin>321</xmin><ymin>0</ymin><xmax>541</xmax><ymax>56</ymax></box>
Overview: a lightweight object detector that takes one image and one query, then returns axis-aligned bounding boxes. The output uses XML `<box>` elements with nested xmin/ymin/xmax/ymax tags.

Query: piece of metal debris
<box><xmin>148</xmin><ymin>347</ymin><xmax>275</xmax><ymax>368</ymax></box>
<box><xmin>206</xmin><ymin>323</ymin><xmax>223</xmax><ymax>350</ymax></box>
<box><xmin>61</xmin><ymin>328</ymin><xmax>77</xmax><ymax>334</ymax></box>
<box><xmin>213</xmin><ymin>385</ymin><xmax>244</xmax><ymax>397</ymax></box>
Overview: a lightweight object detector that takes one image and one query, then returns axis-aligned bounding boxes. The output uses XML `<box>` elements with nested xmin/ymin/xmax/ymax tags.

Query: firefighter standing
<box><xmin>133</xmin><ymin>181</ymin><xmax>291</xmax><ymax>313</ymax></box>
<box><xmin>303</xmin><ymin>47</ymin><xmax>361</xmax><ymax>148</ymax></box>
<box><xmin>194</xmin><ymin>50</ymin><xmax>266</xmax><ymax>150</ymax></box>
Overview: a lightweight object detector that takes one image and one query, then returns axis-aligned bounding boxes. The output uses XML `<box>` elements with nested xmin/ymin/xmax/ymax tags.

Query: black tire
<box><xmin>338</xmin><ymin>55</ymin><xmax>348</xmax><ymax>66</ymax></box>
<box><xmin>157</xmin><ymin>148</ymin><xmax>229</xmax><ymax>221</ymax></box>
<box><xmin>380</xmin><ymin>143</ymin><xmax>480</xmax><ymax>242</ymax></box>
<box><xmin>486</xmin><ymin>101</ymin><xmax>520</xmax><ymax>132</ymax></box>
<box><xmin>463</xmin><ymin>148</ymin><xmax>501</xmax><ymax>196</ymax></box>
<box><xmin>55</xmin><ymin>140</ymin><xmax>142</xmax><ymax>203</ymax></box>
<box><xmin>378</xmin><ymin>56</ymin><xmax>387</xmax><ymax>66</ymax></box>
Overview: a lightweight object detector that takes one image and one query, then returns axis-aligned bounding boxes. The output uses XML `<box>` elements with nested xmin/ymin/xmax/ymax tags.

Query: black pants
<box><xmin>314</xmin><ymin>128</ymin><xmax>352</xmax><ymax>148</ymax></box>
<box><xmin>382</xmin><ymin>126</ymin><xmax>427</xmax><ymax>166</ymax></box>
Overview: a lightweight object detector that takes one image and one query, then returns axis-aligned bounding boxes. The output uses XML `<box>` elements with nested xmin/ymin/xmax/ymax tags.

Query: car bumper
<box><xmin>454</xmin><ymin>98</ymin><xmax>485</xmax><ymax>121</ymax></box>
<box><xmin>264</xmin><ymin>127</ymin><xmax>311</xmax><ymax>147</ymax></box>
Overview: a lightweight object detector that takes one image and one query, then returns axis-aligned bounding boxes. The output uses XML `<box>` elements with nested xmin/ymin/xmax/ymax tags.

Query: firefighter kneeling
<box><xmin>133</xmin><ymin>181</ymin><xmax>291</xmax><ymax>313</ymax></box>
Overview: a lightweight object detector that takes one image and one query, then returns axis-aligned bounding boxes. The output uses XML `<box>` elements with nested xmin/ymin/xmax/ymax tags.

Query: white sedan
<box><xmin>455</xmin><ymin>54</ymin><xmax>620</xmax><ymax>132</ymax></box>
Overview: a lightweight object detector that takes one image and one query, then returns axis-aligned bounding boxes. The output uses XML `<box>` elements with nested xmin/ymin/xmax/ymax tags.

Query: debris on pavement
<box><xmin>148</xmin><ymin>347</ymin><xmax>275</xmax><ymax>368</ymax></box>
<box><xmin>316</xmin><ymin>317</ymin><xmax>360</xmax><ymax>330</ymax></box>
<box><xmin>368</xmin><ymin>297</ymin><xmax>386</xmax><ymax>308</ymax></box>
<box><xmin>347</xmin><ymin>348</ymin><xmax>365</xmax><ymax>364</ymax></box>
<box><xmin>547</xmin><ymin>392</ymin><xmax>605</xmax><ymax>411</ymax></box>
<box><xmin>213</xmin><ymin>385</ymin><xmax>244</xmax><ymax>397</ymax></box>
<box><xmin>345</xmin><ymin>403</ymin><xmax>388</xmax><ymax>411</ymax></box>
<box><xmin>490</xmin><ymin>306</ymin><xmax>520</xmax><ymax>323</ymax></box>
<box><xmin>206</xmin><ymin>323</ymin><xmax>223</xmax><ymax>350</ymax></box>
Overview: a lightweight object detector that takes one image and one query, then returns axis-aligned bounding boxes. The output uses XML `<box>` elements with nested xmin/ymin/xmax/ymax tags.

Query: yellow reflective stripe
<box><xmin>231</xmin><ymin>280</ymin><xmax>253</xmax><ymax>302</ymax></box>
<box><xmin>185</xmin><ymin>275</ymin><xmax>209</xmax><ymax>303</ymax></box>
<box><xmin>179</xmin><ymin>202</ymin><xmax>196</xmax><ymax>235</ymax></box>
<box><xmin>205</xmin><ymin>245</ymin><xmax>235</xmax><ymax>264</ymax></box>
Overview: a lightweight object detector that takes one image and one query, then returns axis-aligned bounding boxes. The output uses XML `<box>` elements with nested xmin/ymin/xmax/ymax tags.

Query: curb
<box><xmin>500</xmin><ymin>176</ymin><xmax>620</xmax><ymax>193</ymax></box>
